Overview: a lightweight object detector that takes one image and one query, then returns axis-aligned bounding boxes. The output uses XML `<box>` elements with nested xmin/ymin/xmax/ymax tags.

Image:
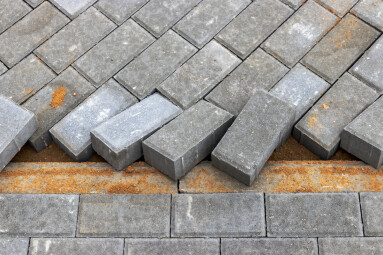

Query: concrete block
<box><xmin>352</xmin><ymin>0</ymin><xmax>383</xmax><ymax>31</ymax></box>
<box><xmin>91</xmin><ymin>93</ymin><xmax>182</xmax><ymax>170</ymax></box>
<box><xmin>301</xmin><ymin>14</ymin><xmax>380</xmax><ymax>83</ymax></box>
<box><xmin>0</xmin><ymin>61</ymin><xmax>6</xmax><ymax>76</ymax></box>
<box><xmin>171</xmin><ymin>193</ymin><xmax>265</xmax><ymax>237</ymax></box>
<box><xmin>317</xmin><ymin>0</ymin><xmax>359</xmax><ymax>17</ymax></box>
<box><xmin>266</xmin><ymin>193</ymin><xmax>363</xmax><ymax>237</ymax></box>
<box><xmin>212</xmin><ymin>90</ymin><xmax>295</xmax><ymax>186</ymax></box>
<box><xmin>0</xmin><ymin>238</ymin><xmax>29</xmax><ymax>255</ymax></box>
<box><xmin>34</xmin><ymin>7</ymin><xmax>116</xmax><ymax>74</ymax></box>
<box><xmin>143</xmin><ymin>100</ymin><xmax>233</xmax><ymax>180</ymax></box>
<box><xmin>73</xmin><ymin>19</ymin><xmax>154</xmax><ymax>87</ymax></box>
<box><xmin>77</xmin><ymin>194</ymin><xmax>171</xmax><ymax>237</ymax></box>
<box><xmin>319</xmin><ymin>237</ymin><xmax>383</xmax><ymax>255</ymax></box>
<box><xmin>24</xmin><ymin>0</ymin><xmax>45</xmax><ymax>8</ymax></box>
<box><xmin>0</xmin><ymin>0</ymin><xmax>31</xmax><ymax>34</ymax></box>
<box><xmin>0</xmin><ymin>2</ymin><xmax>69</xmax><ymax>68</ymax></box>
<box><xmin>173</xmin><ymin>0</ymin><xmax>250</xmax><ymax>48</ymax></box>
<box><xmin>280</xmin><ymin>0</ymin><xmax>306</xmax><ymax>9</ymax></box>
<box><xmin>50</xmin><ymin>0</ymin><xmax>97</xmax><ymax>19</ymax></box>
<box><xmin>50</xmin><ymin>79</ymin><xmax>138</xmax><ymax>162</ymax></box>
<box><xmin>23</xmin><ymin>67</ymin><xmax>95</xmax><ymax>152</ymax></box>
<box><xmin>95</xmin><ymin>0</ymin><xmax>149</xmax><ymax>25</ymax></box>
<box><xmin>158</xmin><ymin>40</ymin><xmax>240</xmax><ymax>109</ymax></box>
<box><xmin>115</xmin><ymin>30</ymin><xmax>197</xmax><ymax>99</ymax></box>
<box><xmin>294</xmin><ymin>73</ymin><xmax>379</xmax><ymax>159</ymax></box>
<box><xmin>360</xmin><ymin>192</ymin><xmax>383</xmax><ymax>236</ymax></box>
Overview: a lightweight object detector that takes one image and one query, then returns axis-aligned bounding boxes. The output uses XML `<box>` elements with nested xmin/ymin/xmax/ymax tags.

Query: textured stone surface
<box><xmin>0</xmin><ymin>238</ymin><xmax>29</xmax><ymax>255</ymax></box>
<box><xmin>360</xmin><ymin>193</ymin><xmax>383</xmax><ymax>236</ymax></box>
<box><xmin>0</xmin><ymin>61</ymin><xmax>6</xmax><ymax>76</ymax></box>
<box><xmin>280</xmin><ymin>0</ymin><xmax>306</xmax><ymax>9</ymax></box>
<box><xmin>0</xmin><ymin>0</ymin><xmax>31</xmax><ymax>34</ymax></box>
<box><xmin>172</xmin><ymin>193</ymin><xmax>265</xmax><ymax>237</ymax></box>
<box><xmin>50</xmin><ymin>0</ymin><xmax>97</xmax><ymax>19</ymax></box>
<box><xmin>319</xmin><ymin>237</ymin><xmax>383</xmax><ymax>254</ymax></box>
<box><xmin>158</xmin><ymin>40</ymin><xmax>240</xmax><ymax>109</ymax></box>
<box><xmin>95</xmin><ymin>0</ymin><xmax>149</xmax><ymax>25</ymax></box>
<box><xmin>24</xmin><ymin>0</ymin><xmax>45</xmax><ymax>8</ymax></box>
<box><xmin>352</xmin><ymin>0</ymin><xmax>383</xmax><ymax>31</ymax></box>
<box><xmin>317</xmin><ymin>0</ymin><xmax>359</xmax><ymax>17</ymax></box>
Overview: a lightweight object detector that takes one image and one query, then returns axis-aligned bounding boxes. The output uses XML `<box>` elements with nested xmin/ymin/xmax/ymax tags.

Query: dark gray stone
<box><xmin>360</xmin><ymin>192</ymin><xmax>383</xmax><ymax>236</ymax></box>
<box><xmin>280</xmin><ymin>0</ymin><xmax>306</xmax><ymax>9</ymax></box>
<box><xmin>24</xmin><ymin>0</ymin><xmax>45</xmax><ymax>8</ymax></box>
<box><xmin>95</xmin><ymin>0</ymin><xmax>149</xmax><ymax>25</ymax></box>
<box><xmin>0</xmin><ymin>238</ymin><xmax>29</xmax><ymax>255</ymax></box>
<box><xmin>352</xmin><ymin>0</ymin><xmax>383</xmax><ymax>31</ymax></box>
<box><xmin>50</xmin><ymin>0</ymin><xmax>97</xmax><ymax>19</ymax></box>
<box><xmin>316</xmin><ymin>0</ymin><xmax>359</xmax><ymax>17</ymax></box>
<box><xmin>319</xmin><ymin>237</ymin><xmax>383</xmax><ymax>255</ymax></box>
<box><xmin>0</xmin><ymin>0</ymin><xmax>31</xmax><ymax>34</ymax></box>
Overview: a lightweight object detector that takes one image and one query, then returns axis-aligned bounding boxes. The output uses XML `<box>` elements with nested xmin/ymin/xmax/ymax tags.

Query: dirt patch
<box><xmin>50</xmin><ymin>87</ymin><xmax>67</xmax><ymax>108</ymax></box>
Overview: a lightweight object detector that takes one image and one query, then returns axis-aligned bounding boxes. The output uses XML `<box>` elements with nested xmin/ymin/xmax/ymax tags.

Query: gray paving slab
<box><xmin>0</xmin><ymin>0</ymin><xmax>31</xmax><ymax>34</ymax></box>
<box><xmin>317</xmin><ymin>0</ymin><xmax>359</xmax><ymax>17</ymax></box>
<box><xmin>158</xmin><ymin>40</ymin><xmax>240</xmax><ymax>109</ymax></box>
<box><xmin>50</xmin><ymin>0</ymin><xmax>97</xmax><ymax>19</ymax></box>
<box><xmin>133</xmin><ymin>0</ymin><xmax>201</xmax><ymax>38</ymax></box>
<box><xmin>0</xmin><ymin>95</ymin><xmax>37</xmax><ymax>171</ymax></box>
<box><xmin>215</xmin><ymin>0</ymin><xmax>293</xmax><ymax>59</ymax></box>
<box><xmin>206</xmin><ymin>49</ymin><xmax>289</xmax><ymax>116</ymax></box>
<box><xmin>360</xmin><ymin>193</ymin><xmax>383</xmax><ymax>236</ymax></box>
<box><xmin>266</xmin><ymin>193</ymin><xmax>363</xmax><ymax>237</ymax></box>
<box><xmin>24</xmin><ymin>0</ymin><xmax>45</xmax><ymax>8</ymax></box>
<box><xmin>143</xmin><ymin>100</ymin><xmax>233</xmax><ymax>180</ymax></box>
<box><xmin>301</xmin><ymin>14</ymin><xmax>380</xmax><ymax>83</ymax></box>
<box><xmin>173</xmin><ymin>0</ymin><xmax>250</xmax><ymax>48</ymax></box>
<box><xmin>77</xmin><ymin>194</ymin><xmax>171</xmax><ymax>237</ymax></box>
<box><xmin>0</xmin><ymin>238</ymin><xmax>29</xmax><ymax>255</ymax></box>
<box><xmin>0</xmin><ymin>194</ymin><xmax>78</xmax><ymax>237</ymax></box>
<box><xmin>114</xmin><ymin>30</ymin><xmax>197</xmax><ymax>100</ymax></box>
<box><xmin>294</xmin><ymin>73</ymin><xmax>379</xmax><ymax>159</ymax></box>
<box><xmin>73</xmin><ymin>19</ymin><xmax>154</xmax><ymax>87</ymax></box>
<box><xmin>212</xmin><ymin>90</ymin><xmax>295</xmax><ymax>186</ymax></box>
<box><xmin>262</xmin><ymin>0</ymin><xmax>338</xmax><ymax>68</ymax></box>
<box><xmin>50</xmin><ymin>80</ymin><xmax>138</xmax><ymax>162</ymax></box>
<box><xmin>95</xmin><ymin>0</ymin><xmax>149</xmax><ymax>25</ymax></box>
<box><xmin>0</xmin><ymin>2</ymin><xmax>69</xmax><ymax>68</ymax></box>
<box><xmin>23</xmin><ymin>67</ymin><xmax>95</xmax><ymax>152</ymax></box>
<box><xmin>319</xmin><ymin>237</ymin><xmax>383</xmax><ymax>255</ymax></box>
<box><xmin>352</xmin><ymin>0</ymin><xmax>383</xmax><ymax>31</ymax></box>
<box><xmin>34</xmin><ymin>7</ymin><xmax>116</xmax><ymax>74</ymax></box>
<box><xmin>0</xmin><ymin>54</ymin><xmax>55</xmax><ymax>104</ymax></box>
<box><xmin>91</xmin><ymin>93</ymin><xmax>182</xmax><ymax>170</ymax></box>
<box><xmin>0</xmin><ymin>61</ymin><xmax>6</xmax><ymax>76</ymax></box>
<box><xmin>280</xmin><ymin>0</ymin><xmax>306</xmax><ymax>9</ymax></box>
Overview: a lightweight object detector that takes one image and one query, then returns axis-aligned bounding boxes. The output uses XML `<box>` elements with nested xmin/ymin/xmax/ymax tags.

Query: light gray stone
<box><xmin>0</xmin><ymin>0</ymin><xmax>31</xmax><ymax>34</ymax></box>
<box><xmin>319</xmin><ymin>237</ymin><xmax>383</xmax><ymax>255</ymax></box>
<box><xmin>0</xmin><ymin>239</ymin><xmax>29</xmax><ymax>255</ymax></box>
<box><xmin>91</xmin><ymin>93</ymin><xmax>182</xmax><ymax>170</ymax></box>
<box><xmin>352</xmin><ymin>0</ymin><xmax>383</xmax><ymax>31</ymax></box>
<box><xmin>95</xmin><ymin>0</ymin><xmax>149</xmax><ymax>25</ymax></box>
<box><xmin>50</xmin><ymin>0</ymin><xmax>97</xmax><ymax>19</ymax></box>
<box><xmin>158</xmin><ymin>40</ymin><xmax>240</xmax><ymax>109</ymax></box>
<box><xmin>360</xmin><ymin>193</ymin><xmax>383</xmax><ymax>236</ymax></box>
<box><xmin>24</xmin><ymin>0</ymin><xmax>45</xmax><ymax>8</ymax></box>
<box><xmin>0</xmin><ymin>61</ymin><xmax>6</xmax><ymax>76</ymax></box>
<box><xmin>280</xmin><ymin>0</ymin><xmax>306</xmax><ymax>9</ymax></box>
<box><xmin>317</xmin><ymin>0</ymin><xmax>359</xmax><ymax>17</ymax></box>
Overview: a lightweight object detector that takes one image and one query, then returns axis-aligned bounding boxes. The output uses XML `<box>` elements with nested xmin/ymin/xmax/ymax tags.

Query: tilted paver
<box><xmin>266</xmin><ymin>193</ymin><xmax>363</xmax><ymax>237</ymax></box>
<box><xmin>73</xmin><ymin>19</ymin><xmax>154</xmax><ymax>87</ymax></box>
<box><xmin>360</xmin><ymin>193</ymin><xmax>383</xmax><ymax>236</ymax></box>
<box><xmin>143</xmin><ymin>100</ymin><xmax>233</xmax><ymax>180</ymax></box>
<box><xmin>294</xmin><ymin>73</ymin><xmax>379</xmax><ymax>159</ymax></box>
<box><xmin>319</xmin><ymin>237</ymin><xmax>383</xmax><ymax>254</ymax></box>
<box><xmin>301</xmin><ymin>14</ymin><xmax>380</xmax><ymax>83</ymax></box>
<box><xmin>0</xmin><ymin>238</ymin><xmax>29</xmax><ymax>255</ymax></box>
<box><xmin>49</xmin><ymin>0</ymin><xmax>97</xmax><ymax>19</ymax></box>
<box><xmin>34</xmin><ymin>7</ymin><xmax>116</xmax><ymax>74</ymax></box>
<box><xmin>171</xmin><ymin>193</ymin><xmax>265</xmax><ymax>237</ymax></box>
<box><xmin>0</xmin><ymin>0</ymin><xmax>31</xmax><ymax>34</ymax></box>
<box><xmin>24</xmin><ymin>0</ymin><xmax>45</xmax><ymax>8</ymax></box>
<box><xmin>280</xmin><ymin>0</ymin><xmax>306</xmax><ymax>10</ymax></box>
<box><xmin>352</xmin><ymin>0</ymin><xmax>383</xmax><ymax>31</ymax></box>
<box><xmin>95</xmin><ymin>0</ymin><xmax>149</xmax><ymax>25</ymax></box>
<box><xmin>317</xmin><ymin>0</ymin><xmax>359</xmax><ymax>17</ymax></box>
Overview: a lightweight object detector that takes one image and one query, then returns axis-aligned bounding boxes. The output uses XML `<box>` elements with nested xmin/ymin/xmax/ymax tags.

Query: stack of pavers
<box><xmin>0</xmin><ymin>0</ymin><xmax>383</xmax><ymax>186</ymax></box>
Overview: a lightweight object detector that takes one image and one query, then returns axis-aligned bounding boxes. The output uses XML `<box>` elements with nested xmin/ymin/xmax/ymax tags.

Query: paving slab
<box><xmin>280</xmin><ymin>0</ymin><xmax>306</xmax><ymax>9</ymax></box>
<box><xmin>294</xmin><ymin>73</ymin><xmax>379</xmax><ymax>159</ymax></box>
<box><xmin>50</xmin><ymin>80</ymin><xmax>138</xmax><ymax>162</ymax></box>
<box><xmin>91</xmin><ymin>93</ymin><xmax>182</xmax><ymax>170</ymax></box>
<box><xmin>115</xmin><ymin>30</ymin><xmax>197</xmax><ymax>100</ymax></box>
<box><xmin>0</xmin><ymin>2</ymin><xmax>69</xmax><ymax>68</ymax></box>
<box><xmin>360</xmin><ymin>192</ymin><xmax>383</xmax><ymax>236</ymax></box>
<box><xmin>171</xmin><ymin>193</ymin><xmax>265</xmax><ymax>237</ymax></box>
<box><xmin>352</xmin><ymin>0</ymin><xmax>383</xmax><ymax>31</ymax></box>
<box><xmin>215</xmin><ymin>0</ymin><xmax>293</xmax><ymax>59</ymax></box>
<box><xmin>0</xmin><ymin>61</ymin><xmax>6</xmax><ymax>76</ymax></box>
<box><xmin>24</xmin><ymin>0</ymin><xmax>45</xmax><ymax>8</ymax></box>
<box><xmin>50</xmin><ymin>0</ymin><xmax>97</xmax><ymax>19</ymax></box>
<box><xmin>266</xmin><ymin>193</ymin><xmax>363</xmax><ymax>237</ymax></box>
<box><xmin>133</xmin><ymin>0</ymin><xmax>201</xmax><ymax>38</ymax></box>
<box><xmin>317</xmin><ymin>0</ymin><xmax>359</xmax><ymax>17</ymax></box>
<box><xmin>77</xmin><ymin>194</ymin><xmax>171</xmax><ymax>237</ymax></box>
<box><xmin>262</xmin><ymin>0</ymin><xmax>338</xmax><ymax>68</ymax></box>
<box><xmin>319</xmin><ymin>237</ymin><xmax>383</xmax><ymax>254</ymax></box>
<box><xmin>173</xmin><ymin>0</ymin><xmax>250</xmax><ymax>48</ymax></box>
<box><xmin>158</xmin><ymin>40</ymin><xmax>240</xmax><ymax>109</ymax></box>
<box><xmin>143</xmin><ymin>100</ymin><xmax>233</xmax><ymax>180</ymax></box>
<box><xmin>0</xmin><ymin>0</ymin><xmax>31</xmax><ymax>34</ymax></box>
<box><xmin>73</xmin><ymin>19</ymin><xmax>154</xmax><ymax>87</ymax></box>
<box><xmin>34</xmin><ymin>7</ymin><xmax>116</xmax><ymax>74</ymax></box>
<box><xmin>212</xmin><ymin>90</ymin><xmax>295</xmax><ymax>186</ymax></box>
<box><xmin>301</xmin><ymin>14</ymin><xmax>380</xmax><ymax>83</ymax></box>
<box><xmin>95</xmin><ymin>0</ymin><xmax>149</xmax><ymax>25</ymax></box>
<box><xmin>23</xmin><ymin>67</ymin><xmax>95</xmax><ymax>152</ymax></box>
<box><xmin>0</xmin><ymin>238</ymin><xmax>29</xmax><ymax>255</ymax></box>
<box><xmin>0</xmin><ymin>194</ymin><xmax>78</xmax><ymax>237</ymax></box>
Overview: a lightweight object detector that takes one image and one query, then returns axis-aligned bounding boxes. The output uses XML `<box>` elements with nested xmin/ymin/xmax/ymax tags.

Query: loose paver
<box><xmin>266</xmin><ymin>193</ymin><xmax>363</xmax><ymax>237</ymax></box>
<box><xmin>0</xmin><ymin>194</ymin><xmax>78</xmax><ymax>237</ymax></box>
<box><xmin>352</xmin><ymin>0</ymin><xmax>383</xmax><ymax>31</ymax></box>
<box><xmin>50</xmin><ymin>0</ymin><xmax>98</xmax><ymax>19</ymax></box>
<box><xmin>319</xmin><ymin>237</ymin><xmax>383</xmax><ymax>254</ymax></box>
<box><xmin>360</xmin><ymin>193</ymin><xmax>383</xmax><ymax>236</ymax></box>
<box><xmin>34</xmin><ymin>7</ymin><xmax>116</xmax><ymax>74</ymax></box>
<box><xmin>143</xmin><ymin>100</ymin><xmax>233</xmax><ymax>180</ymax></box>
<box><xmin>280</xmin><ymin>0</ymin><xmax>306</xmax><ymax>10</ymax></box>
<box><xmin>95</xmin><ymin>0</ymin><xmax>149</xmax><ymax>25</ymax></box>
<box><xmin>133</xmin><ymin>0</ymin><xmax>201</xmax><ymax>38</ymax></box>
<box><xmin>317</xmin><ymin>0</ymin><xmax>359</xmax><ymax>17</ymax></box>
<box><xmin>158</xmin><ymin>40</ymin><xmax>240</xmax><ymax>109</ymax></box>
<box><xmin>215</xmin><ymin>0</ymin><xmax>293</xmax><ymax>59</ymax></box>
<box><xmin>77</xmin><ymin>194</ymin><xmax>171</xmax><ymax>237</ymax></box>
<box><xmin>91</xmin><ymin>93</ymin><xmax>182</xmax><ymax>170</ymax></box>
<box><xmin>294</xmin><ymin>73</ymin><xmax>379</xmax><ymax>159</ymax></box>
<box><xmin>23</xmin><ymin>67</ymin><xmax>95</xmax><ymax>152</ymax></box>
<box><xmin>0</xmin><ymin>0</ymin><xmax>31</xmax><ymax>34</ymax></box>
<box><xmin>171</xmin><ymin>193</ymin><xmax>265</xmax><ymax>237</ymax></box>
<box><xmin>301</xmin><ymin>14</ymin><xmax>380</xmax><ymax>83</ymax></box>
<box><xmin>262</xmin><ymin>0</ymin><xmax>338</xmax><ymax>68</ymax></box>
<box><xmin>0</xmin><ymin>2</ymin><xmax>69</xmax><ymax>68</ymax></box>
<box><xmin>173</xmin><ymin>0</ymin><xmax>250</xmax><ymax>48</ymax></box>
<box><xmin>73</xmin><ymin>19</ymin><xmax>154</xmax><ymax>87</ymax></box>
<box><xmin>115</xmin><ymin>30</ymin><xmax>197</xmax><ymax>99</ymax></box>
<box><xmin>24</xmin><ymin>0</ymin><xmax>45</xmax><ymax>8</ymax></box>
<box><xmin>0</xmin><ymin>238</ymin><xmax>29</xmax><ymax>255</ymax></box>
<box><xmin>212</xmin><ymin>90</ymin><xmax>295</xmax><ymax>186</ymax></box>
<box><xmin>50</xmin><ymin>80</ymin><xmax>138</xmax><ymax>162</ymax></box>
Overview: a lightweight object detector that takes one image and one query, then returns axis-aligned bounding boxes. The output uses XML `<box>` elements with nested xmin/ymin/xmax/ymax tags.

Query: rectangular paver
<box><xmin>50</xmin><ymin>79</ymin><xmax>138</xmax><ymax>162</ymax></box>
<box><xmin>280</xmin><ymin>0</ymin><xmax>306</xmax><ymax>9</ymax></box>
<box><xmin>91</xmin><ymin>93</ymin><xmax>182</xmax><ymax>170</ymax></box>
<box><xmin>319</xmin><ymin>237</ymin><xmax>383</xmax><ymax>254</ymax></box>
<box><xmin>158</xmin><ymin>40</ymin><xmax>240</xmax><ymax>109</ymax></box>
<box><xmin>34</xmin><ymin>7</ymin><xmax>116</xmax><ymax>74</ymax></box>
<box><xmin>294</xmin><ymin>73</ymin><xmax>379</xmax><ymax>159</ymax></box>
<box><xmin>24</xmin><ymin>0</ymin><xmax>45</xmax><ymax>8</ymax></box>
<box><xmin>352</xmin><ymin>0</ymin><xmax>383</xmax><ymax>31</ymax></box>
<box><xmin>0</xmin><ymin>0</ymin><xmax>31</xmax><ymax>34</ymax></box>
<box><xmin>212</xmin><ymin>90</ymin><xmax>295</xmax><ymax>186</ymax></box>
<box><xmin>317</xmin><ymin>0</ymin><xmax>359</xmax><ymax>17</ymax></box>
<box><xmin>360</xmin><ymin>192</ymin><xmax>383</xmax><ymax>236</ymax></box>
<box><xmin>95</xmin><ymin>0</ymin><xmax>149</xmax><ymax>25</ymax></box>
<box><xmin>23</xmin><ymin>67</ymin><xmax>95</xmax><ymax>152</ymax></box>
<box><xmin>0</xmin><ymin>61</ymin><xmax>6</xmax><ymax>76</ymax></box>
<box><xmin>143</xmin><ymin>100</ymin><xmax>233</xmax><ymax>180</ymax></box>
<box><xmin>50</xmin><ymin>0</ymin><xmax>97</xmax><ymax>19</ymax></box>
<box><xmin>266</xmin><ymin>193</ymin><xmax>363</xmax><ymax>237</ymax></box>
<box><xmin>0</xmin><ymin>238</ymin><xmax>29</xmax><ymax>255</ymax></box>
<box><xmin>77</xmin><ymin>194</ymin><xmax>171</xmax><ymax>237</ymax></box>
